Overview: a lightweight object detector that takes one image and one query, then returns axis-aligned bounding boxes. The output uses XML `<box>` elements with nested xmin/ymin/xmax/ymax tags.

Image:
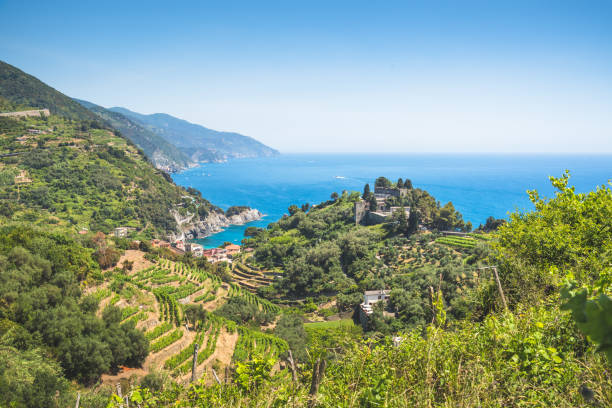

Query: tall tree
<box><xmin>288</xmin><ymin>205</ymin><xmax>299</xmax><ymax>216</ymax></box>
<box><xmin>375</xmin><ymin>177</ymin><xmax>392</xmax><ymax>188</ymax></box>
<box><xmin>369</xmin><ymin>195</ymin><xmax>378</xmax><ymax>211</ymax></box>
<box><xmin>404</xmin><ymin>179</ymin><xmax>413</xmax><ymax>189</ymax></box>
<box><xmin>363</xmin><ymin>183</ymin><xmax>371</xmax><ymax>199</ymax></box>
<box><xmin>393</xmin><ymin>206</ymin><xmax>408</xmax><ymax>234</ymax></box>
<box><xmin>397</xmin><ymin>178</ymin><xmax>403</xmax><ymax>188</ymax></box>
<box><xmin>408</xmin><ymin>208</ymin><xmax>419</xmax><ymax>233</ymax></box>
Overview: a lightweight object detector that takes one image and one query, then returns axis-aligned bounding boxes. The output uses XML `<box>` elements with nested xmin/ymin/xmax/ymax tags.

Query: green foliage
<box><xmin>234</xmin><ymin>355</ymin><xmax>276</xmax><ymax>392</ymax></box>
<box><xmin>375</xmin><ymin>177</ymin><xmax>392</xmax><ymax>188</ymax></box>
<box><xmin>233</xmin><ymin>326</ymin><xmax>288</xmax><ymax>363</ymax></box>
<box><xmin>226</xmin><ymin>205</ymin><xmax>250</xmax><ymax>217</ymax></box>
<box><xmin>435</xmin><ymin>236</ymin><xmax>476</xmax><ymax>249</ymax></box>
<box><xmin>150</xmin><ymin>329</ymin><xmax>183</xmax><ymax>353</ymax></box>
<box><xmin>215</xmin><ymin>296</ymin><xmax>276</xmax><ymax>326</ymax></box>
<box><xmin>561</xmin><ymin>286</ymin><xmax>612</xmax><ymax>363</ymax></box>
<box><xmin>0</xmin><ymin>346</ymin><xmax>73</xmax><ymax>408</ymax></box>
<box><xmin>274</xmin><ymin>314</ymin><xmax>308</xmax><ymax>361</ymax></box>
<box><xmin>496</xmin><ymin>171</ymin><xmax>612</xmax><ymax>363</ymax></box>
<box><xmin>78</xmin><ymin>101</ymin><xmax>193</xmax><ymax>170</ymax></box>
<box><xmin>0</xmin><ymin>225</ymin><xmax>147</xmax><ymax>384</ymax></box>
<box><xmin>145</xmin><ymin>322</ymin><xmax>173</xmax><ymax>341</ymax></box>
<box><xmin>0</xmin><ymin>113</ymin><xmax>219</xmax><ymax>236</ymax></box>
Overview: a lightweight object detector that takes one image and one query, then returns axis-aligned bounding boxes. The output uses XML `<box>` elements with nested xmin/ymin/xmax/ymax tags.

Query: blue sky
<box><xmin>1</xmin><ymin>0</ymin><xmax>611</xmax><ymax>153</ymax></box>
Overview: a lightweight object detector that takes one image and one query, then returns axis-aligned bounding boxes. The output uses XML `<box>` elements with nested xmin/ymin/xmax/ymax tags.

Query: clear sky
<box><xmin>1</xmin><ymin>0</ymin><xmax>611</xmax><ymax>153</ymax></box>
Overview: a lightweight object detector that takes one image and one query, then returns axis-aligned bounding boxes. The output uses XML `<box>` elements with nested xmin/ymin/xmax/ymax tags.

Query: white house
<box><xmin>359</xmin><ymin>289</ymin><xmax>391</xmax><ymax>328</ymax></box>
<box><xmin>363</xmin><ymin>289</ymin><xmax>390</xmax><ymax>306</ymax></box>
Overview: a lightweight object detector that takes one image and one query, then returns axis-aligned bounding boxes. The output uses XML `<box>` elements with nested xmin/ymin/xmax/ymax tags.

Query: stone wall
<box><xmin>354</xmin><ymin>200</ymin><xmax>367</xmax><ymax>225</ymax></box>
<box><xmin>374</xmin><ymin>186</ymin><xmax>408</xmax><ymax>197</ymax></box>
<box><xmin>0</xmin><ymin>109</ymin><xmax>50</xmax><ymax>118</ymax></box>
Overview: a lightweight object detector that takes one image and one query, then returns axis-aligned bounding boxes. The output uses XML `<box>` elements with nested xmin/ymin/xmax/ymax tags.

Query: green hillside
<box><xmin>0</xmin><ymin>111</ymin><xmax>219</xmax><ymax>236</ymax></box>
<box><xmin>75</xmin><ymin>99</ymin><xmax>195</xmax><ymax>171</ymax></box>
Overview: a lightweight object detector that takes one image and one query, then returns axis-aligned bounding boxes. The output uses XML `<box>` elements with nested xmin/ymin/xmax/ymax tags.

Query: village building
<box><xmin>202</xmin><ymin>247</ymin><xmax>229</xmax><ymax>263</ymax></box>
<box><xmin>185</xmin><ymin>242</ymin><xmax>204</xmax><ymax>257</ymax></box>
<box><xmin>224</xmin><ymin>243</ymin><xmax>241</xmax><ymax>256</ymax></box>
<box><xmin>173</xmin><ymin>239</ymin><xmax>186</xmax><ymax>251</ymax></box>
<box><xmin>151</xmin><ymin>239</ymin><xmax>171</xmax><ymax>249</ymax></box>
<box><xmin>114</xmin><ymin>227</ymin><xmax>130</xmax><ymax>238</ymax></box>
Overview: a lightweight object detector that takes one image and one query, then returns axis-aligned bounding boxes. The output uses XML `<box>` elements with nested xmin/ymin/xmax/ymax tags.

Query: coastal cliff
<box><xmin>170</xmin><ymin>207</ymin><xmax>263</xmax><ymax>241</ymax></box>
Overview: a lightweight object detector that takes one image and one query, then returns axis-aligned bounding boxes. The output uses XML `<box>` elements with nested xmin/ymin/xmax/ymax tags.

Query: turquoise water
<box><xmin>172</xmin><ymin>154</ymin><xmax>611</xmax><ymax>248</ymax></box>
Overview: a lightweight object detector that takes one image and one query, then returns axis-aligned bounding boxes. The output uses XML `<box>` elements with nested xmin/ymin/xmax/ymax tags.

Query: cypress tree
<box><xmin>363</xmin><ymin>183</ymin><xmax>371</xmax><ymax>199</ymax></box>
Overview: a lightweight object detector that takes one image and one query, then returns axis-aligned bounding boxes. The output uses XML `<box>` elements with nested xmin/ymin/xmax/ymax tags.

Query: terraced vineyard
<box><xmin>435</xmin><ymin>235</ymin><xmax>477</xmax><ymax>249</ymax></box>
<box><xmin>229</xmin><ymin>259</ymin><xmax>284</xmax><ymax>292</ymax></box>
<box><xmin>232</xmin><ymin>326</ymin><xmax>288</xmax><ymax>362</ymax></box>
<box><xmin>228</xmin><ymin>282</ymin><xmax>281</xmax><ymax>313</ymax></box>
<box><xmin>92</xmin><ymin>255</ymin><xmax>286</xmax><ymax>381</ymax></box>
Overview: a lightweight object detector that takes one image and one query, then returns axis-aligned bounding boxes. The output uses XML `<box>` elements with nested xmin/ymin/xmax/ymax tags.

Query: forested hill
<box><xmin>0</xmin><ymin>99</ymin><xmax>221</xmax><ymax>237</ymax></box>
<box><xmin>110</xmin><ymin>106</ymin><xmax>279</xmax><ymax>162</ymax></box>
<box><xmin>0</xmin><ymin>60</ymin><xmax>97</xmax><ymax>121</ymax></box>
<box><xmin>75</xmin><ymin>99</ymin><xmax>194</xmax><ymax>172</ymax></box>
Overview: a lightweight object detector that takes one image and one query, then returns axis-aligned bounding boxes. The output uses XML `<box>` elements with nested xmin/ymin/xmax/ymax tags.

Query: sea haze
<box><xmin>172</xmin><ymin>153</ymin><xmax>612</xmax><ymax>248</ymax></box>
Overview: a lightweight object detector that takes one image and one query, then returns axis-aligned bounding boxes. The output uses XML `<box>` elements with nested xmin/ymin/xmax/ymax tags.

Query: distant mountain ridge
<box><xmin>110</xmin><ymin>106</ymin><xmax>279</xmax><ymax>163</ymax></box>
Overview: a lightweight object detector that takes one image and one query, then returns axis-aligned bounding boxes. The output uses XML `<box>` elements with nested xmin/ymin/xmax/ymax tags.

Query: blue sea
<box><xmin>172</xmin><ymin>154</ymin><xmax>611</xmax><ymax>248</ymax></box>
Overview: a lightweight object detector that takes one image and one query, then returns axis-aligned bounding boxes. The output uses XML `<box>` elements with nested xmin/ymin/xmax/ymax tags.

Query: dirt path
<box><xmin>119</xmin><ymin>250</ymin><xmax>152</xmax><ymax>272</ymax></box>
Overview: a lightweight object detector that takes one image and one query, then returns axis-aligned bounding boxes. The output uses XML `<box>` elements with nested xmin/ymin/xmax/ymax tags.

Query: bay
<box><xmin>172</xmin><ymin>153</ymin><xmax>611</xmax><ymax>248</ymax></box>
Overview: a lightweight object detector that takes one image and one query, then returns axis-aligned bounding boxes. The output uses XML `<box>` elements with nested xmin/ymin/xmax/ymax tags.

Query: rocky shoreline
<box><xmin>169</xmin><ymin>207</ymin><xmax>263</xmax><ymax>241</ymax></box>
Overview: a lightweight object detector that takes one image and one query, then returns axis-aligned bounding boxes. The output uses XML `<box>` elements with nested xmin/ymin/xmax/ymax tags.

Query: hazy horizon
<box><xmin>1</xmin><ymin>0</ymin><xmax>611</xmax><ymax>154</ymax></box>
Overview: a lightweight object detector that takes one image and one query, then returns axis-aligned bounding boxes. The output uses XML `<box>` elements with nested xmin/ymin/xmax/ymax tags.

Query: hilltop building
<box><xmin>355</xmin><ymin>184</ymin><xmax>410</xmax><ymax>225</ymax></box>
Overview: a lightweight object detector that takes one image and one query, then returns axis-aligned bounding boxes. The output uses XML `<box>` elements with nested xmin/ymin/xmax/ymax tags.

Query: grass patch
<box><xmin>304</xmin><ymin>319</ymin><xmax>355</xmax><ymax>330</ymax></box>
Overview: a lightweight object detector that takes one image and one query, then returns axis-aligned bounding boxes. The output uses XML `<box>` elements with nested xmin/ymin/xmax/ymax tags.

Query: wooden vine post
<box><xmin>492</xmin><ymin>266</ymin><xmax>508</xmax><ymax>311</ymax></box>
<box><xmin>477</xmin><ymin>266</ymin><xmax>508</xmax><ymax>312</ymax></box>
<box><xmin>191</xmin><ymin>343</ymin><xmax>199</xmax><ymax>383</ymax></box>
<box><xmin>287</xmin><ymin>349</ymin><xmax>298</xmax><ymax>384</ymax></box>
<box><xmin>308</xmin><ymin>357</ymin><xmax>327</xmax><ymax>408</ymax></box>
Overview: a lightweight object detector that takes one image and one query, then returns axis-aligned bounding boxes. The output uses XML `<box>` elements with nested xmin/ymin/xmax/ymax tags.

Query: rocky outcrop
<box><xmin>227</xmin><ymin>208</ymin><xmax>262</xmax><ymax>225</ymax></box>
<box><xmin>169</xmin><ymin>208</ymin><xmax>263</xmax><ymax>241</ymax></box>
